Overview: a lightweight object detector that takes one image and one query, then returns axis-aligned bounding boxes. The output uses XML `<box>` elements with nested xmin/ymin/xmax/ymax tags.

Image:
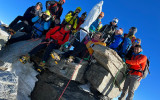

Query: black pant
<box><xmin>29</xmin><ymin>40</ymin><xmax>61</xmax><ymax>62</ymax></box>
<box><xmin>9</xmin><ymin>16</ymin><xmax>32</xmax><ymax>33</ymax></box>
<box><xmin>8</xmin><ymin>32</ymin><xmax>36</xmax><ymax>44</ymax></box>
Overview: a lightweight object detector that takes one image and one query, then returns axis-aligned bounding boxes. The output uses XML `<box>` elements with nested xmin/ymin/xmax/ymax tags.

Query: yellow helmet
<box><xmin>76</xmin><ymin>7</ymin><xmax>82</xmax><ymax>12</ymax></box>
<box><xmin>45</xmin><ymin>10</ymin><xmax>51</xmax><ymax>16</ymax></box>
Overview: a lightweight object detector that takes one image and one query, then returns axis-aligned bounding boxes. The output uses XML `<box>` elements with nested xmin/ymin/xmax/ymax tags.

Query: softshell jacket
<box><xmin>89</xmin><ymin>18</ymin><xmax>102</xmax><ymax>33</ymax></box>
<box><xmin>23</xmin><ymin>6</ymin><xmax>41</xmax><ymax>25</ymax></box>
<box><xmin>64</xmin><ymin>11</ymin><xmax>79</xmax><ymax>30</ymax></box>
<box><xmin>32</xmin><ymin>16</ymin><xmax>51</xmax><ymax>37</ymax></box>
<box><xmin>76</xmin><ymin>17</ymin><xmax>85</xmax><ymax>31</ymax></box>
<box><xmin>48</xmin><ymin>1</ymin><xmax>63</xmax><ymax>20</ymax></box>
<box><xmin>86</xmin><ymin>40</ymin><xmax>106</xmax><ymax>55</ymax></box>
<box><xmin>45</xmin><ymin>26</ymin><xmax>70</xmax><ymax>45</ymax></box>
<box><xmin>109</xmin><ymin>34</ymin><xmax>123</xmax><ymax>51</ymax></box>
<box><xmin>126</xmin><ymin>54</ymin><xmax>147</xmax><ymax>77</ymax></box>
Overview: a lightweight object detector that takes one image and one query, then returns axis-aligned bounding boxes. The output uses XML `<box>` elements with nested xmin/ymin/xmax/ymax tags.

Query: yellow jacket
<box><xmin>65</xmin><ymin>11</ymin><xmax>78</xmax><ymax>30</ymax></box>
<box><xmin>86</xmin><ymin>40</ymin><xmax>106</xmax><ymax>55</ymax></box>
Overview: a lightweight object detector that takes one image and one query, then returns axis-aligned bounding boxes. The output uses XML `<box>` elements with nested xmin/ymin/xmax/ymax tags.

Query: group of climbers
<box><xmin>4</xmin><ymin>1</ymin><xmax>149</xmax><ymax>100</ymax></box>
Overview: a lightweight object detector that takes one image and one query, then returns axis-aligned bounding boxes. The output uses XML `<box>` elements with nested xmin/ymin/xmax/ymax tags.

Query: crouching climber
<box><xmin>7</xmin><ymin>10</ymin><xmax>51</xmax><ymax>44</ymax></box>
<box><xmin>19</xmin><ymin>24</ymin><xmax>71</xmax><ymax>69</ymax></box>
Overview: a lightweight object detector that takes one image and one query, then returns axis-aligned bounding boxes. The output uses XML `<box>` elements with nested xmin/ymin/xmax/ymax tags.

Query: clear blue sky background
<box><xmin>0</xmin><ymin>0</ymin><xmax>159</xmax><ymax>100</ymax></box>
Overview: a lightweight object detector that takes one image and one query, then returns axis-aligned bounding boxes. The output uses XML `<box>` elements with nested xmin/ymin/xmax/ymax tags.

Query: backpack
<box><xmin>140</xmin><ymin>58</ymin><xmax>150</xmax><ymax>79</ymax></box>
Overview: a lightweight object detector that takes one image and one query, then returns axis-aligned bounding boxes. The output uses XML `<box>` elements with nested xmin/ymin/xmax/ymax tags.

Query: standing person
<box><xmin>118</xmin><ymin>27</ymin><xmax>137</xmax><ymax>60</ymax></box>
<box><xmin>109</xmin><ymin>28</ymin><xmax>123</xmax><ymax>52</ymax></box>
<box><xmin>46</xmin><ymin>0</ymin><xmax>65</xmax><ymax>21</ymax></box>
<box><xmin>99</xmin><ymin>18</ymin><xmax>118</xmax><ymax>43</ymax></box>
<box><xmin>62</xmin><ymin>7</ymin><xmax>82</xmax><ymax>31</ymax></box>
<box><xmin>8</xmin><ymin>2</ymin><xmax>42</xmax><ymax>35</ymax></box>
<box><xmin>75</xmin><ymin>12</ymin><xmax>87</xmax><ymax>32</ymax></box>
<box><xmin>125</xmin><ymin>38</ymin><xmax>141</xmax><ymax>60</ymax></box>
<box><xmin>20</xmin><ymin>24</ymin><xmax>71</xmax><ymax>67</ymax></box>
<box><xmin>118</xmin><ymin>45</ymin><xmax>147</xmax><ymax>100</ymax></box>
<box><xmin>89</xmin><ymin>12</ymin><xmax>104</xmax><ymax>34</ymax></box>
<box><xmin>7</xmin><ymin>10</ymin><xmax>51</xmax><ymax>44</ymax></box>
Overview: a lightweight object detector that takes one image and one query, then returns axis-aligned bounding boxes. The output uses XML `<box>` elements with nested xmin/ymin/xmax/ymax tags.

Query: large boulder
<box><xmin>48</xmin><ymin>56</ymin><xmax>88</xmax><ymax>83</ymax></box>
<box><xmin>92</xmin><ymin>45</ymin><xmax>127</xmax><ymax>85</ymax></box>
<box><xmin>86</xmin><ymin>63</ymin><xmax>124</xmax><ymax>99</ymax></box>
<box><xmin>31</xmin><ymin>70</ymin><xmax>97</xmax><ymax>100</ymax></box>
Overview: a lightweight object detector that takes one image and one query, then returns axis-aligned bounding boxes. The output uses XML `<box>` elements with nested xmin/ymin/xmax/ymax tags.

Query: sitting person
<box><xmin>7</xmin><ymin>10</ymin><xmax>51</xmax><ymax>44</ymax></box>
<box><xmin>109</xmin><ymin>28</ymin><xmax>123</xmax><ymax>52</ymax></box>
<box><xmin>20</xmin><ymin>24</ymin><xmax>71</xmax><ymax>68</ymax></box>
<box><xmin>8</xmin><ymin>2</ymin><xmax>42</xmax><ymax>35</ymax></box>
<box><xmin>61</xmin><ymin>32</ymin><xmax>106</xmax><ymax>62</ymax></box>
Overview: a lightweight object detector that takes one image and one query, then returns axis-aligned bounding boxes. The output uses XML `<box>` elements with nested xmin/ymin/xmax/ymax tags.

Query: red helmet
<box><xmin>100</xmin><ymin>12</ymin><xmax>104</xmax><ymax>17</ymax></box>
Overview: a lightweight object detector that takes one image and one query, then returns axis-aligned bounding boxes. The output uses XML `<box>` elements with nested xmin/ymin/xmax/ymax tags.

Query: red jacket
<box><xmin>76</xmin><ymin>18</ymin><xmax>85</xmax><ymax>30</ymax></box>
<box><xmin>45</xmin><ymin>26</ymin><xmax>70</xmax><ymax>45</ymax></box>
<box><xmin>126</xmin><ymin>54</ymin><xmax>147</xmax><ymax>77</ymax></box>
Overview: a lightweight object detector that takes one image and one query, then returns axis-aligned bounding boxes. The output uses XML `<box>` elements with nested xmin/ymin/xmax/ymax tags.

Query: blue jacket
<box><xmin>32</xmin><ymin>16</ymin><xmax>51</xmax><ymax>37</ymax></box>
<box><xmin>109</xmin><ymin>35</ymin><xmax>123</xmax><ymax>51</ymax></box>
<box><xmin>89</xmin><ymin>18</ymin><xmax>101</xmax><ymax>33</ymax></box>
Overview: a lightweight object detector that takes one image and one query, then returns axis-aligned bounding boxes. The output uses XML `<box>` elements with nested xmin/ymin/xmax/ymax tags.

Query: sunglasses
<box><xmin>113</xmin><ymin>21</ymin><xmax>118</xmax><ymax>23</ymax></box>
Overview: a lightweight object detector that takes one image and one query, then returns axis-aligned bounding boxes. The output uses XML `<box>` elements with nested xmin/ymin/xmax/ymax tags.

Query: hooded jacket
<box><xmin>89</xmin><ymin>18</ymin><xmax>102</xmax><ymax>33</ymax></box>
<box><xmin>45</xmin><ymin>26</ymin><xmax>70</xmax><ymax>45</ymax></box>
<box><xmin>126</xmin><ymin>53</ymin><xmax>147</xmax><ymax>77</ymax></box>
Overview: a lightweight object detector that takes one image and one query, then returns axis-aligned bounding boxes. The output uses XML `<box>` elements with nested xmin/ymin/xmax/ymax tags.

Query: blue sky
<box><xmin>0</xmin><ymin>0</ymin><xmax>159</xmax><ymax>100</ymax></box>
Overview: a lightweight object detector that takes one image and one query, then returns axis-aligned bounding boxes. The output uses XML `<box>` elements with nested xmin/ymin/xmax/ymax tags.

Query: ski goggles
<box><xmin>113</xmin><ymin>21</ymin><xmax>118</xmax><ymax>23</ymax></box>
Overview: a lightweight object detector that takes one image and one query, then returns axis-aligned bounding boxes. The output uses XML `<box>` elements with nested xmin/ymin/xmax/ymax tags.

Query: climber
<box><xmin>7</xmin><ymin>10</ymin><xmax>51</xmax><ymax>44</ymax></box>
<box><xmin>99</xmin><ymin>18</ymin><xmax>118</xmax><ymax>44</ymax></box>
<box><xmin>19</xmin><ymin>24</ymin><xmax>71</xmax><ymax>69</ymax></box>
<box><xmin>117</xmin><ymin>27</ymin><xmax>137</xmax><ymax>61</ymax></box>
<box><xmin>61</xmin><ymin>32</ymin><xmax>106</xmax><ymax>63</ymax></box>
<box><xmin>109</xmin><ymin>28</ymin><xmax>123</xmax><ymax>52</ymax></box>
<box><xmin>89</xmin><ymin>12</ymin><xmax>104</xmax><ymax>35</ymax></box>
<box><xmin>62</xmin><ymin>7</ymin><xmax>82</xmax><ymax>31</ymax></box>
<box><xmin>75</xmin><ymin>12</ymin><xmax>87</xmax><ymax>32</ymax></box>
<box><xmin>46</xmin><ymin>0</ymin><xmax>65</xmax><ymax>25</ymax></box>
<box><xmin>118</xmin><ymin>45</ymin><xmax>147</xmax><ymax>100</ymax></box>
<box><xmin>126</xmin><ymin>38</ymin><xmax>141</xmax><ymax>60</ymax></box>
<box><xmin>8</xmin><ymin>2</ymin><xmax>42</xmax><ymax>35</ymax></box>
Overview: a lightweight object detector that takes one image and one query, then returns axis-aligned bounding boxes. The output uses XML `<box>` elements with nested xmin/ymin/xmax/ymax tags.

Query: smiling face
<box><xmin>64</xmin><ymin>24</ymin><xmax>72</xmax><ymax>31</ymax></box>
<box><xmin>134</xmin><ymin>46</ymin><xmax>142</xmax><ymax>54</ymax></box>
<box><xmin>36</xmin><ymin>4</ymin><xmax>41</xmax><ymax>10</ymax></box>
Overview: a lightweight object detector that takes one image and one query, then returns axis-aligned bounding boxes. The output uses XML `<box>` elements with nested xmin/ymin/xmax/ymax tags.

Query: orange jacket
<box><xmin>86</xmin><ymin>40</ymin><xmax>106</xmax><ymax>55</ymax></box>
<box><xmin>126</xmin><ymin>54</ymin><xmax>147</xmax><ymax>77</ymax></box>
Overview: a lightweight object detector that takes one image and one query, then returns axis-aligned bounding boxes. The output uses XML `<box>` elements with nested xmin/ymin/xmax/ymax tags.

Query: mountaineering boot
<box><xmin>51</xmin><ymin>51</ymin><xmax>60</xmax><ymax>64</ymax></box>
<box><xmin>7</xmin><ymin>28</ymin><xmax>16</xmax><ymax>35</ymax></box>
<box><xmin>36</xmin><ymin>61</ymin><xmax>46</xmax><ymax>73</ymax></box>
<box><xmin>19</xmin><ymin>55</ymin><xmax>30</xmax><ymax>64</ymax></box>
<box><xmin>67</xmin><ymin>56</ymin><xmax>75</xmax><ymax>63</ymax></box>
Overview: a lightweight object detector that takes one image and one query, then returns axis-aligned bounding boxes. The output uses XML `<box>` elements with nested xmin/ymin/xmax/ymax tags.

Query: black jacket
<box><xmin>23</xmin><ymin>6</ymin><xmax>41</xmax><ymax>25</ymax></box>
<box><xmin>47</xmin><ymin>1</ymin><xmax>63</xmax><ymax>20</ymax></box>
<box><xmin>99</xmin><ymin>22</ymin><xmax>118</xmax><ymax>44</ymax></box>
